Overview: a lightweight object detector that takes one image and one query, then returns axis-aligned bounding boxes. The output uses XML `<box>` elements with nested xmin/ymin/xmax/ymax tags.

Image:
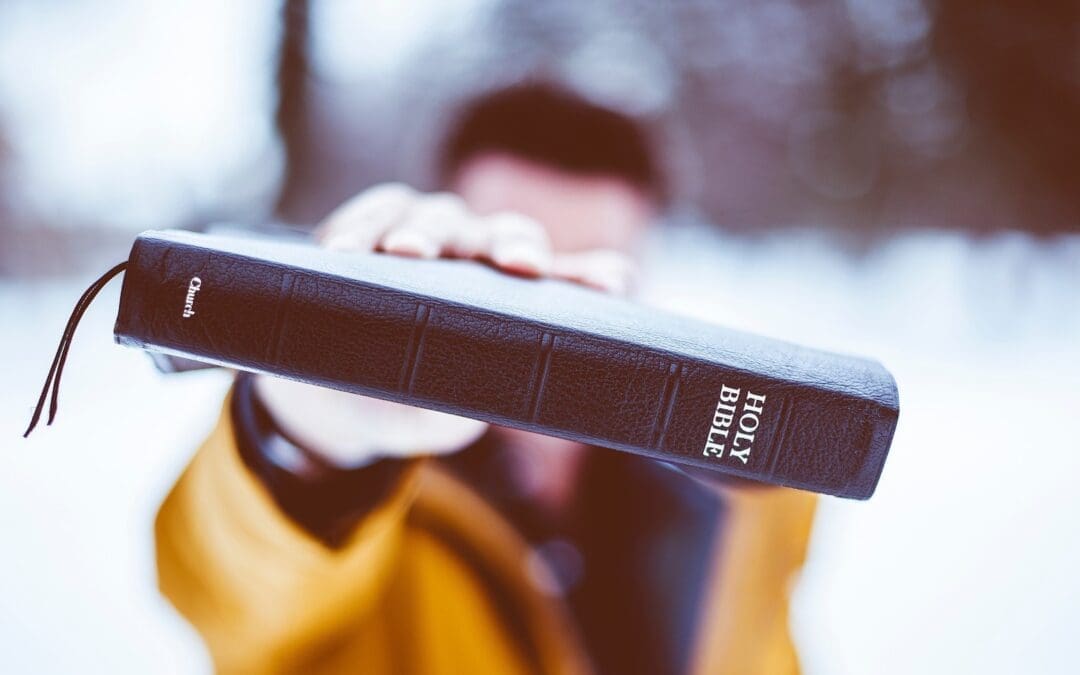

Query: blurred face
<box><xmin>449</xmin><ymin>150</ymin><xmax>655</xmax><ymax>511</ymax></box>
<box><xmin>450</xmin><ymin>151</ymin><xmax>655</xmax><ymax>254</ymax></box>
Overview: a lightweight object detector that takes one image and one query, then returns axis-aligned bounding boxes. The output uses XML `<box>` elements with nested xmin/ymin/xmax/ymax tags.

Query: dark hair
<box><xmin>439</xmin><ymin>84</ymin><xmax>665</xmax><ymax>202</ymax></box>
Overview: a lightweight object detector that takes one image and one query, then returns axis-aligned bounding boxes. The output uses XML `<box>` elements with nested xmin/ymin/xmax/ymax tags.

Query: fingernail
<box><xmin>382</xmin><ymin>230</ymin><xmax>439</xmax><ymax>258</ymax></box>
<box><xmin>492</xmin><ymin>242</ymin><xmax>552</xmax><ymax>276</ymax></box>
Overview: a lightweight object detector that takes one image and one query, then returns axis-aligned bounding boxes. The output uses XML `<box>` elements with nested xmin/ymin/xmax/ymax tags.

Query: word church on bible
<box><xmin>702</xmin><ymin>385</ymin><xmax>767</xmax><ymax>464</ymax></box>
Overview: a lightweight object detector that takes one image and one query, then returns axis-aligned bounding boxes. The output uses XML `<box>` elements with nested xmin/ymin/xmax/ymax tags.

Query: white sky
<box><xmin>0</xmin><ymin>0</ymin><xmax>282</xmax><ymax>230</ymax></box>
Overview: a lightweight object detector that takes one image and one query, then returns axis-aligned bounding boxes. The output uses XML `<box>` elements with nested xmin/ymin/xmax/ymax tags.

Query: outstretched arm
<box><xmin>154</xmin><ymin>183</ymin><xmax>634</xmax><ymax>671</ymax></box>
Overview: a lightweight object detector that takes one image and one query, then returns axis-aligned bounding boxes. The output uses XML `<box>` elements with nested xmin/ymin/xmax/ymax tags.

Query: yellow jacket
<box><xmin>156</xmin><ymin>396</ymin><xmax>816</xmax><ymax>674</ymax></box>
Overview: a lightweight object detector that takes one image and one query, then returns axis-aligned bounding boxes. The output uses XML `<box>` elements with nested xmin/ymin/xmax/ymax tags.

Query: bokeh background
<box><xmin>1</xmin><ymin>1</ymin><xmax>1078</xmax><ymax>673</ymax></box>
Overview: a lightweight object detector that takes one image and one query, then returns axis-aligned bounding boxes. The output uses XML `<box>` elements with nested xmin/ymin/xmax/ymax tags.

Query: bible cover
<box><xmin>114</xmin><ymin>229</ymin><xmax>899</xmax><ymax>499</ymax></box>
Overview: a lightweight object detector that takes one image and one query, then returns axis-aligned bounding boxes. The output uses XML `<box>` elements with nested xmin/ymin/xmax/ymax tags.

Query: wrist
<box><xmin>253</xmin><ymin>375</ymin><xmax>384</xmax><ymax>468</ymax></box>
<box><xmin>231</xmin><ymin>373</ymin><xmax>412</xmax><ymax>547</ymax></box>
<box><xmin>252</xmin><ymin>374</ymin><xmax>489</xmax><ymax>468</ymax></box>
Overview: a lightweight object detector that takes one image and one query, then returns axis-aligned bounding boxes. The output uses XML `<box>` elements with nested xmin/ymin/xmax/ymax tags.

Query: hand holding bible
<box><xmin>257</xmin><ymin>183</ymin><xmax>637</xmax><ymax>468</ymax></box>
<box><xmin>26</xmin><ymin>184</ymin><xmax>898</xmax><ymax>497</ymax></box>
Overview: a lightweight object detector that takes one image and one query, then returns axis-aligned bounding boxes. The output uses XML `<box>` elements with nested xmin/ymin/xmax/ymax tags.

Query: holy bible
<box><xmin>109</xmin><ymin>229</ymin><xmax>897</xmax><ymax>499</ymax></box>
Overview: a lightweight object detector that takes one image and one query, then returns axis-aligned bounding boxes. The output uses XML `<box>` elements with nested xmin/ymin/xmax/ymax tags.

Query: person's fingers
<box><xmin>445</xmin><ymin>219</ymin><xmax>492</xmax><ymax>259</ymax></box>
<box><xmin>551</xmin><ymin>249</ymin><xmax>638</xmax><ymax>295</ymax></box>
<box><xmin>254</xmin><ymin>374</ymin><xmax>488</xmax><ymax>467</ymax></box>
<box><xmin>316</xmin><ymin>182</ymin><xmax>417</xmax><ymax>251</ymax></box>
<box><xmin>484</xmin><ymin>212</ymin><xmax>553</xmax><ymax>276</ymax></box>
<box><xmin>379</xmin><ymin>193</ymin><xmax>467</xmax><ymax>259</ymax></box>
<box><xmin>317</xmin><ymin>186</ymin><xmax>562</xmax><ymax>280</ymax></box>
<box><xmin>371</xmin><ymin>406</ymin><xmax>489</xmax><ymax>458</ymax></box>
<box><xmin>443</xmin><ymin>203</ymin><xmax>492</xmax><ymax>259</ymax></box>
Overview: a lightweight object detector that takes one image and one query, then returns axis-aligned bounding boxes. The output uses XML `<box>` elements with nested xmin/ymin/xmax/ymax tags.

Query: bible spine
<box><xmin>114</xmin><ymin>230</ymin><xmax>899</xmax><ymax>499</ymax></box>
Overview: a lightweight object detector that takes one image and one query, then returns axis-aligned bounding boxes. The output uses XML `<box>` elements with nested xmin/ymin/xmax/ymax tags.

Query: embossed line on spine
<box><xmin>527</xmin><ymin>332</ymin><xmax>556</xmax><ymax>422</ymax></box>
<box><xmin>399</xmin><ymin>303</ymin><xmax>431</xmax><ymax>394</ymax></box>
<box><xmin>765</xmin><ymin>398</ymin><xmax>793</xmax><ymax>479</ymax></box>
<box><xmin>266</xmin><ymin>272</ymin><xmax>296</xmax><ymax>366</ymax></box>
<box><xmin>651</xmin><ymin>363</ymin><xmax>683</xmax><ymax>451</ymax></box>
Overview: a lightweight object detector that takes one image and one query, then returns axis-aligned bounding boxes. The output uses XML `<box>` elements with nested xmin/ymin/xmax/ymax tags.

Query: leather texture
<box><xmin>114</xmin><ymin>229</ymin><xmax>899</xmax><ymax>499</ymax></box>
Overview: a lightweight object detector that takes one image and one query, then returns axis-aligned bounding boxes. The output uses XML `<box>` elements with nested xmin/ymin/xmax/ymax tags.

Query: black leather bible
<box><xmin>112</xmin><ymin>229</ymin><xmax>898</xmax><ymax>499</ymax></box>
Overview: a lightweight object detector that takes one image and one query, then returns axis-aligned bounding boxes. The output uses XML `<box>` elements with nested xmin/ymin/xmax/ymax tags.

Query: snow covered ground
<box><xmin>1</xmin><ymin>227</ymin><xmax>1078</xmax><ymax>673</ymax></box>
